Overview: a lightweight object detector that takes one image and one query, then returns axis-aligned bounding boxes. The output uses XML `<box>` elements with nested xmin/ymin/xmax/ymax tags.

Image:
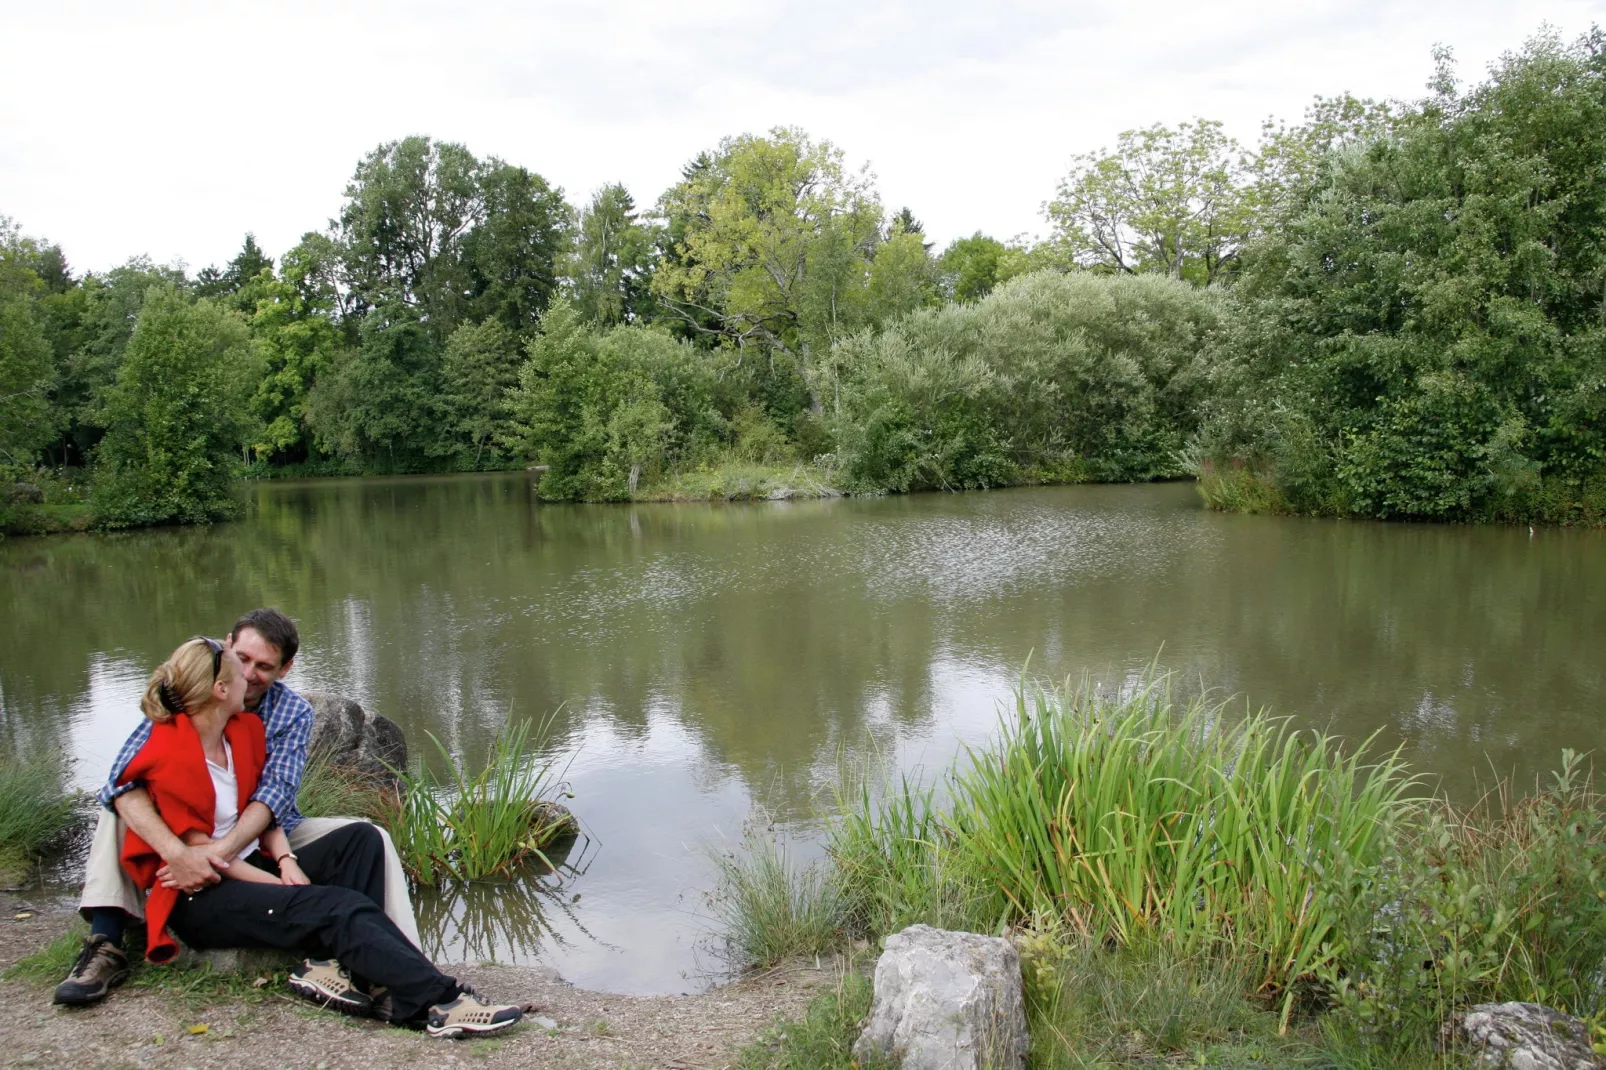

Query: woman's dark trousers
<box><xmin>166</xmin><ymin>823</ymin><xmax>454</xmax><ymax>1021</ymax></box>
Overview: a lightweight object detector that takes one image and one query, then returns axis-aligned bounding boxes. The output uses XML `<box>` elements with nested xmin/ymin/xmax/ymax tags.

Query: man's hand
<box><xmin>156</xmin><ymin>844</ymin><xmax>230</xmax><ymax>892</ymax></box>
<box><xmin>278</xmin><ymin>857</ymin><xmax>311</xmax><ymax>887</ymax></box>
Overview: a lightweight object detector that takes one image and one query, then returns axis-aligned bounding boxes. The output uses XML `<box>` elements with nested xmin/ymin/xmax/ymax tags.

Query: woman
<box><xmin>117</xmin><ymin>636</ymin><xmax>523</xmax><ymax>1038</ymax></box>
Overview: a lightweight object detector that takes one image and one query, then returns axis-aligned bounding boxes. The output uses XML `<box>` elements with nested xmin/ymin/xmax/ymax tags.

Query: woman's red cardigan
<box><xmin>116</xmin><ymin>713</ymin><xmax>266</xmax><ymax>963</ymax></box>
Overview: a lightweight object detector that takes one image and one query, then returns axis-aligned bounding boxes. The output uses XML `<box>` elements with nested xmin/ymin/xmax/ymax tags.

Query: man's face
<box><xmin>227</xmin><ymin>626</ymin><xmax>293</xmax><ymax>708</ymax></box>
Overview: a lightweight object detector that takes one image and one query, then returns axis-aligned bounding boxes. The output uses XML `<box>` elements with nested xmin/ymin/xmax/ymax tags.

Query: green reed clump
<box><xmin>948</xmin><ymin>674</ymin><xmax>1415</xmax><ymax>1026</ymax></box>
<box><xmin>387</xmin><ymin>717</ymin><xmax>575</xmax><ymax>883</ymax></box>
<box><xmin>295</xmin><ymin>749</ymin><xmax>395</xmax><ymax>824</ymax></box>
<box><xmin>0</xmin><ymin>754</ymin><xmax>82</xmax><ymax>882</ymax></box>
<box><xmin>710</xmin><ymin>831</ymin><xmax>847</xmax><ymax>968</ymax></box>
<box><xmin>1319</xmin><ymin>749</ymin><xmax>1606</xmax><ymax>1058</ymax></box>
<box><xmin>1194</xmin><ymin>459</ymin><xmax>1288</xmax><ymax>514</ymax></box>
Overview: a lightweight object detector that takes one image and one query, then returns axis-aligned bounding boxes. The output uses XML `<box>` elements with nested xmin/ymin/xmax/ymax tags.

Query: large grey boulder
<box><xmin>1443</xmin><ymin>1002</ymin><xmax>1602</xmax><ymax>1070</ymax></box>
<box><xmin>303</xmin><ymin>692</ymin><xmax>408</xmax><ymax>786</ymax></box>
<box><xmin>853</xmin><ymin>924</ymin><xmax>1028</xmax><ymax>1070</ymax></box>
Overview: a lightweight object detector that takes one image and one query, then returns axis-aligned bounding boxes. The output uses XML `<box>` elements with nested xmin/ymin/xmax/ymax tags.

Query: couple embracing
<box><xmin>53</xmin><ymin>608</ymin><xmax>525</xmax><ymax>1039</ymax></box>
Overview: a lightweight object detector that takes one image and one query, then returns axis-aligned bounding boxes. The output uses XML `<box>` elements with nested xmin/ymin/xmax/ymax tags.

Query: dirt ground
<box><xmin>0</xmin><ymin>892</ymin><xmax>833</xmax><ymax>1070</ymax></box>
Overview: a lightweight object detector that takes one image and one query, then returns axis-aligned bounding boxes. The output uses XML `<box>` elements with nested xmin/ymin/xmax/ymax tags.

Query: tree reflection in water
<box><xmin>413</xmin><ymin>830</ymin><xmax>604</xmax><ymax>965</ymax></box>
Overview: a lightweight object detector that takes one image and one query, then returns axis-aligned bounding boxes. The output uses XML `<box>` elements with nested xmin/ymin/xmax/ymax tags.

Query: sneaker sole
<box><xmin>426</xmin><ymin>1016</ymin><xmax>521</xmax><ymax>1039</ymax></box>
<box><xmin>53</xmin><ymin>968</ymin><xmax>131</xmax><ymax>1006</ymax></box>
<box><xmin>287</xmin><ymin>976</ymin><xmax>371</xmax><ymax>1014</ymax></box>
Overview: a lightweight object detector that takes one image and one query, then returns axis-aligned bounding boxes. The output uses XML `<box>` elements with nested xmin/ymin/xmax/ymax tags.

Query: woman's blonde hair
<box><xmin>139</xmin><ymin>637</ymin><xmax>238</xmax><ymax>723</ymax></box>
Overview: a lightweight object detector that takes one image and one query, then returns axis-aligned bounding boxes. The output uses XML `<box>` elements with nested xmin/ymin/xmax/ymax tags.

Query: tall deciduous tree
<box><xmin>441</xmin><ymin>318</ymin><xmax>521</xmax><ymax>468</ymax></box>
<box><xmin>0</xmin><ymin>220</ymin><xmax>59</xmax><ymax>468</ymax></box>
<box><xmin>652</xmin><ymin>127</ymin><xmax>883</xmax><ymax>366</ymax></box>
<box><xmin>569</xmin><ymin>183</ymin><xmax>658</xmax><ymax>327</ymax></box>
<box><xmin>1047</xmin><ymin>119</ymin><xmax>1250</xmax><ymax>284</ymax></box>
<box><xmin>92</xmin><ymin>286</ymin><xmax>255</xmax><ymax>526</ymax></box>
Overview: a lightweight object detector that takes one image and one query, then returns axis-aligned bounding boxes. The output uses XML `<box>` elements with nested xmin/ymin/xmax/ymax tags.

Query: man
<box><xmin>55</xmin><ymin>608</ymin><xmax>418</xmax><ymax>1007</ymax></box>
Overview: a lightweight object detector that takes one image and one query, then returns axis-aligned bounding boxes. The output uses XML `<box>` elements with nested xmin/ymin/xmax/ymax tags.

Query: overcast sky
<box><xmin>3</xmin><ymin>0</ymin><xmax>1602</xmax><ymax>274</ymax></box>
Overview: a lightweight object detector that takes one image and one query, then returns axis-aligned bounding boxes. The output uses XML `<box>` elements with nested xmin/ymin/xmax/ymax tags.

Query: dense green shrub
<box><xmin>1203</xmin><ymin>32</ymin><xmax>1606</xmax><ymax>524</ymax></box>
<box><xmin>0</xmin><ymin>754</ymin><xmax>81</xmax><ymax>881</ymax></box>
<box><xmin>820</xmin><ymin>272</ymin><xmax>1224</xmax><ymax>492</ymax></box>
<box><xmin>90</xmin><ymin>285</ymin><xmax>256</xmax><ymax>528</ymax></box>
<box><xmin>505</xmin><ymin>300</ymin><xmax>727</xmax><ymax>500</ymax></box>
<box><xmin>1319</xmin><ymin>750</ymin><xmax>1606</xmax><ymax>1056</ymax></box>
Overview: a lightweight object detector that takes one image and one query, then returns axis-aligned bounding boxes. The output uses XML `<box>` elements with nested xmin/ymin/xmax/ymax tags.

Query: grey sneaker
<box><xmin>425</xmin><ymin>992</ymin><xmax>524</xmax><ymax>1038</ymax></box>
<box><xmin>53</xmin><ymin>935</ymin><xmax>130</xmax><ymax>1006</ymax></box>
<box><xmin>288</xmin><ymin>958</ymin><xmax>373</xmax><ymax>1015</ymax></box>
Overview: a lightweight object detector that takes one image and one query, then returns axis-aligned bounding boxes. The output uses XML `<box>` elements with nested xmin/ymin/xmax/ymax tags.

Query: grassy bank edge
<box><xmin>716</xmin><ymin>672</ymin><xmax>1606</xmax><ymax>1068</ymax></box>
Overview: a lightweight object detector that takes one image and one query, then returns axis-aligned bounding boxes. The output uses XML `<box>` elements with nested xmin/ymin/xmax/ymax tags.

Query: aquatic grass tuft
<box><xmin>0</xmin><ymin>753</ymin><xmax>83</xmax><ymax>882</ymax></box>
<box><xmin>710</xmin><ymin>828</ymin><xmax>846</xmax><ymax>968</ymax></box>
<box><xmin>387</xmin><ymin>715</ymin><xmax>576</xmax><ymax>883</ymax></box>
<box><xmin>946</xmin><ymin>672</ymin><xmax>1417</xmax><ymax>1026</ymax></box>
<box><xmin>738</xmin><ymin>967</ymin><xmax>889</xmax><ymax>1070</ymax></box>
<box><xmin>295</xmin><ymin>749</ymin><xmax>395</xmax><ymax>824</ymax></box>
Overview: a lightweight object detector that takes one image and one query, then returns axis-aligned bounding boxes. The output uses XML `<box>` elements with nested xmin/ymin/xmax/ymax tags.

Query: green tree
<box><xmin>1047</xmin><ymin>119</ymin><xmax>1250</xmax><ymax>284</ymax></box>
<box><xmin>245</xmin><ymin>272</ymin><xmax>342</xmax><ymax>464</ymax></box>
<box><xmin>440</xmin><ymin>318</ymin><xmax>521</xmax><ymax>468</ymax></box>
<box><xmin>569</xmin><ymin>183</ymin><xmax>658</xmax><ymax>327</ymax></box>
<box><xmin>91</xmin><ymin>286</ymin><xmax>254</xmax><ymax>527</ymax></box>
<box><xmin>195</xmin><ymin>233</ymin><xmax>275</xmax><ymax>311</ymax></box>
<box><xmin>305</xmin><ymin>303</ymin><xmax>440</xmax><ymax>470</ymax></box>
<box><xmin>464</xmin><ymin>161</ymin><xmax>570</xmax><ymax>332</ymax></box>
<box><xmin>866</xmin><ymin>226</ymin><xmax>936</xmax><ymax>321</ymax></box>
<box><xmin>652</xmin><ymin>127</ymin><xmax>883</xmax><ymax>368</ymax></box>
<box><xmin>0</xmin><ymin>221</ymin><xmax>59</xmax><ymax>468</ymax></box>
<box><xmin>1205</xmin><ymin>31</ymin><xmax>1606</xmax><ymax>524</ymax></box>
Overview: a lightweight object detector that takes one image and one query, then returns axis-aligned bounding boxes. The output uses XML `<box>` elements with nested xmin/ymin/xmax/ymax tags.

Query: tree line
<box><xmin>2</xmin><ymin>28</ymin><xmax>1601</xmax><ymax>529</ymax></box>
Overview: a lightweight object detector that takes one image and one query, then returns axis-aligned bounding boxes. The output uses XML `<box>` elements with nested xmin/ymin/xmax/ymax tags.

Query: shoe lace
<box><xmin>68</xmin><ymin>940</ymin><xmax>103</xmax><ymax>980</ymax></box>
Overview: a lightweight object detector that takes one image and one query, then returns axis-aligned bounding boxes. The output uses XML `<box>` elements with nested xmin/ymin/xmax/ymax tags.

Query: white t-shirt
<box><xmin>207</xmin><ymin>740</ymin><xmax>259</xmax><ymax>860</ymax></box>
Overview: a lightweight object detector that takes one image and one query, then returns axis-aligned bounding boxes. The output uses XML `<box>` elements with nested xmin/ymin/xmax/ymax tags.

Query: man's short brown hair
<box><xmin>231</xmin><ymin>607</ymin><xmax>300</xmax><ymax>665</ymax></box>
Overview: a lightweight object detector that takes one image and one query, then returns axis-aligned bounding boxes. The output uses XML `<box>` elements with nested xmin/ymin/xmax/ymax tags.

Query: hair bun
<box><xmin>157</xmin><ymin>679</ymin><xmax>187</xmax><ymax>714</ymax></box>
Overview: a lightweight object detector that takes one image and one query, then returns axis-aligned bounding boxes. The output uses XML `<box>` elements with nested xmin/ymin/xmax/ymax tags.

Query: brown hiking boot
<box><xmin>53</xmin><ymin>935</ymin><xmax>130</xmax><ymax>1006</ymax></box>
<box><xmin>425</xmin><ymin>992</ymin><xmax>524</xmax><ymax>1038</ymax></box>
<box><xmin>288</xmin><ymin>958</ymin><xmax>373</xmax><ymax>1015</ymax></box>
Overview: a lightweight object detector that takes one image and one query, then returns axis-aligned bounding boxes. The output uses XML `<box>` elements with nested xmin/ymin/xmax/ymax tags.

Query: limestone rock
<box><xmin>853</xmin><ymin>924</ymin><xmax>1028</xmax><ymax>1070</ymax></box>
<box><xmin>304</xmin><ymin>692</ymin><xmax>408</xmax><ymax>785</ymax></box>
<box><xmin>175</xmin><ymin>945</ymin><xmax>298</xmax><ymax>974</ymax></box>
<box><xmin>1444</xmin><ymin>1002</ymin><xmax>1602</xmax><ymax>1070</ymax></box>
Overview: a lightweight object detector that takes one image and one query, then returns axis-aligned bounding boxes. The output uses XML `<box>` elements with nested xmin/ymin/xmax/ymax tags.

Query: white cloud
<box><xmin>2</xmin><ymin>0</ymin><xmax>1600</xmax><ymax>273</ymax></box>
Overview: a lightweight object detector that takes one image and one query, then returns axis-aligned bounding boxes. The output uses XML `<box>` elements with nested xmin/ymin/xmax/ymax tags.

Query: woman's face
<box><xmin>214</xmin><ymin>648</ymin><xmax>248</xmax><ymax>711</ymax></box>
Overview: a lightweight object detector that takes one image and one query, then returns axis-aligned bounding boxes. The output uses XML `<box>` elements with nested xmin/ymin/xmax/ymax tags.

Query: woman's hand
<box><xmin>279</xmin><ymin>857</ymin><xmax>311</xmax><ymax>886</ymax></box>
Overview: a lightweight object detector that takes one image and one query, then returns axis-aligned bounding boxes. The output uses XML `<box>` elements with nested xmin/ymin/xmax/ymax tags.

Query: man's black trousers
<box><xmin>166</xmin><ymin>822</ymin><xmax>455</xmax><ymax>1021</ymax></box>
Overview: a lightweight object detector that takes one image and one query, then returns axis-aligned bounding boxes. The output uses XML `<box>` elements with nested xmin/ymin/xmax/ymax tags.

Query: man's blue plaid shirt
<box><xmin>96</xmin><ymin>680</ymin><xmax>313</xmax><ymax>833</ymax></box>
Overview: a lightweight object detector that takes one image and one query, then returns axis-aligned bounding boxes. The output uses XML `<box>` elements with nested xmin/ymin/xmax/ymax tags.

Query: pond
<box><xmin>2</xmin><ymin>474</ymin><xmax>1602</xmax><ymax>994</ymax></box>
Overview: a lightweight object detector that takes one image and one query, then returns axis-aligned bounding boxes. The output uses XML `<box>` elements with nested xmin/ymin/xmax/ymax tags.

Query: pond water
<box><xmin>2</xmin><ymin>474</ymin><xmax>1603</xmax><ymax>994</ymax></box>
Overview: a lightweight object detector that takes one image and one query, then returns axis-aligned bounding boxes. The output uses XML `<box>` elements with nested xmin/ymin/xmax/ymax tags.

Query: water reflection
<box><xmin>417</xmin><ymin>831</ymin><xmax>601</xmax><ymax>966</ymax></box>
<box><xmin>2</xmin><ymin>475</ymin><xmax>1603</xmax><ymax>992</ymax></box>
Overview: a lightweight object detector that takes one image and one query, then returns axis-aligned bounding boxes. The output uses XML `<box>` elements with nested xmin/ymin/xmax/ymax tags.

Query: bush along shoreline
<box><xmin>7</xmin><ymin>30</ymin><xmax>1603</xmax><ymax>536</ymax></box>
<box><xmin>722</xmin><ymin>672</ymin><xmax>1606</xmax><ymax>1068</ymax></box>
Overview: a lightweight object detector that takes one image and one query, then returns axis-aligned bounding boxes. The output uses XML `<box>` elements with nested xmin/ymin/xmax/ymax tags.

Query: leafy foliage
<box><xmin>821</xmin><ymin>272</ymin><xmax>1224</xmax><ymax>491</ymax></box>
<box><xmin>90</xmin><ymin>285</ymin><xmax>255</xmax><ymax>527</ymax></box>
<box><xmin>1202</xmin><ymin>31</ymin><xmax>1606</xmax><ymax>523</ymax></box>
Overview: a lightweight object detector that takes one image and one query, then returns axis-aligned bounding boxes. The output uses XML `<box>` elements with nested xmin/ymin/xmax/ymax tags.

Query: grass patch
<box><xmin>8</xmin><ymin>924</ymin><xmax>280</xmax><ymax>1010</ymax></box>
<box><xmin>0</xmin><ymin>753</ymin><xmax>84</xmax><ymax>882</ymax></box>
<box><xmin>638</xmin><ymin>461</ymin><xmax>840</xmax><ymax>502</ymax></box>
<box><xmin>709</xmin><ymin>830</ymin><xmax>846</xmax><ymax>968</ymax></box>
<box><xmin>296</xmin><ymin>749</ymin><xmax>396</xmax><ymax>823</ymax></box>
<box><xmin>388</xmin><ymin>715</ymin><xmax>576</xmax><ymax>883</ymax></box>
<box><xmin>739</xmin><ymin>969</ymin><xmax>889</xmax><ymax>1070</ymax></box>
<box><xmin>1195</xmin><ymin>460</ymin><xmax>1289</xmax><ymax>515</ymax></box>
<box><xmin>725</xmin><ymin>668</ymin><xmax>1606</xmax><ymax>1064</ymax></box>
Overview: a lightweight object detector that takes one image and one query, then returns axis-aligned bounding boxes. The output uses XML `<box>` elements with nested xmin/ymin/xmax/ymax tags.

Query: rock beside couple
<box><xmin>304</xmin><ymin>692</ymin><xmax>408</xmax><ymax>786</ymax></box>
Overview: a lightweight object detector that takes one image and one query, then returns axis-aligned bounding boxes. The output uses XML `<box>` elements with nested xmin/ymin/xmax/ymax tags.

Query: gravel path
<box><xmin>0</xmin><ymin>893</ymin><xmax>832</xmax><ymax>1069</ymax></box>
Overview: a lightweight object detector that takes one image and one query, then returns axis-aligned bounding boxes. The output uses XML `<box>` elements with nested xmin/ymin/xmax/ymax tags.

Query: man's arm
<box><xmin>115</xmin><ymin>787</ymin><xmax>230</xmax><ymax>892</ymax></box>
<box><xmin>250</xmin><ymin>687</ymin><xmax>313</xmax><ymax>830</ymax></box>
<box><xmin>209</xmin><ymin>801</ymin><xmax>274</xmax><ymax>862</ymax></box>
<box><xmin>97</xmin><ymin>720</ymin><xmax>154</xmax><ymax>812</ymax></box>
